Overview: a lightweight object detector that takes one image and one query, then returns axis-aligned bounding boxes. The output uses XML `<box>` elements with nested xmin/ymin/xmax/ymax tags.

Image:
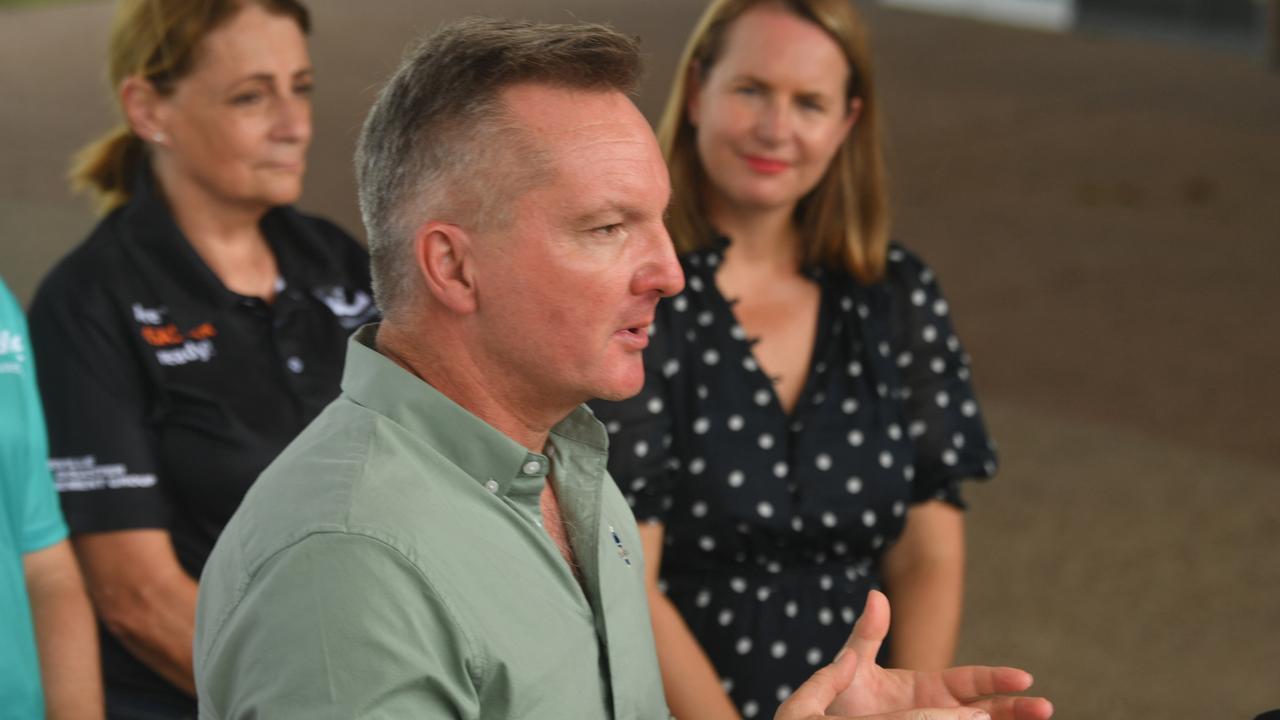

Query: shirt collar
<box><xmin>339</xmin><ymin>324</ymin><xmax>608</xmax><ymax>498</ymax></box>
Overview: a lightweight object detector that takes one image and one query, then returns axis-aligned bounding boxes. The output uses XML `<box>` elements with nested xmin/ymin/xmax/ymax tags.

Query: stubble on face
<box><xmin>466</xmin><ymin>84</ymin><xmax>677</xmax><ymax>416</ymax></box>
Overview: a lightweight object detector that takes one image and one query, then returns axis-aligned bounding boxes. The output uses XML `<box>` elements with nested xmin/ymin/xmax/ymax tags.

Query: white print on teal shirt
<box><xmin>0</xmin><ymin>327</ymin><xmax>26</xmax><ymax>375</ymax></box>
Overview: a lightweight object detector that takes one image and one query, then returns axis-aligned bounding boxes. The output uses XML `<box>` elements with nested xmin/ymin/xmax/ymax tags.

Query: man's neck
<box><xmin>376</xmin><ymin>318</ymin><xmax>566</xmax><ymax>452</ymax></box>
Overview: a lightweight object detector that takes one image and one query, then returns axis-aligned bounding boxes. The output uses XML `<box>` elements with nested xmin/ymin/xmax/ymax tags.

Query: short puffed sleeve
<box><xmin>884</xmin><ymin>244</ymin><xmax>997</xmax><ymax>507</ymax></box>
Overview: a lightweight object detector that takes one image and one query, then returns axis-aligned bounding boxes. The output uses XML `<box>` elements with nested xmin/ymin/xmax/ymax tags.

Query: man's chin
<box><xmin>590</xmin><ymin>374</ymin><xmax>646</xmax><ymax>403</ymax></box>
<box><xmin>592</xmin><ymin>386</ymin><xmax>643</xmax><ymax>403</ymax></box>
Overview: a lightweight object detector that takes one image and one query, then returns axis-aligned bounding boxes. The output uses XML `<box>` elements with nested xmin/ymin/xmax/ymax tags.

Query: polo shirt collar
<box><xmin>340</xmin><ymin>324</ymin><xmax>607</xmax><ymax>499</ymax></box>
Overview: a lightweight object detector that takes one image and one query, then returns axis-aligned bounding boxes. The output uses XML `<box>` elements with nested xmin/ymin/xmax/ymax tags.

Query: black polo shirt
<box><xmin>27</xmin><ymin>167</ymin><xmax>378</xmax><ymax>713</ymax></box>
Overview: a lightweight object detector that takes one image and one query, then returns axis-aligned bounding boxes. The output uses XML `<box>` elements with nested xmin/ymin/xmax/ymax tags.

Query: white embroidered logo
<box><xmin>50</xmin><ymin>456</ymin><xmax>157</xmax><ymax>492</ymax></box>
<box><xmin>155</xmin><ymin>339</ymin><xmax>216</xmax><ymax>367</ymax></box>
<box><xmin>314</xmin><ymin>287</ymin><xmax>376</xmax><ymax>329</ymax></box>
<box><xmin>132</xmin><ymin>303</ymin><xmax>166</xmax><ymax>325</ymax></box>
<box><xmin>136</xmin><ymin>306</ymin><xmax>218</xmax><ymax>368</ymax></box>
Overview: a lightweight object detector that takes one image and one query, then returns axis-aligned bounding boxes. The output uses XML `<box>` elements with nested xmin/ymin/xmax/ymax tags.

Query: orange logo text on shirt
<box><xmin>141</xmin><ymin>322</ymin><xmax>218</xmax><ymax>347</ymax></box>
<box><xmin>187</xmin><ymin>323</ymin><xmax>218</xmax><ymax>340</ymax></box>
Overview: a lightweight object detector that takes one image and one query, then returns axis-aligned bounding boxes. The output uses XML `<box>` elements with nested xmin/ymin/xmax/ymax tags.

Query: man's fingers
<box><xmin>964</xmin><ymin>695</ymin><xmax>1055</xmax><ymax>720</ymax></box>
<box><xmin>850</xmin><ymin>709</ymin><xmax>992</xmax><ymax>720</ymax></box>
<box><xmin>842</xmin><ymin>588</ymin><xmax>890</xmax><ymax>665</ymax></box>
<box><xmin>773</xmin><ymin>649</ymin><xmax>859</xmax><ymax>720</ymax></box>
<box><xmin>938</xmin><ymin>665</ymin><xmax>1035</xmax><ymax>700</ymax></box>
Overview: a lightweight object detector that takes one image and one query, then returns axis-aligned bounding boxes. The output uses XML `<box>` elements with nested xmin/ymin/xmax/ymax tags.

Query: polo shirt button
<box><xmin>286</xmin><ymin>356</ymin><xmax>304</xmax><ymax>374</ymax></box>
<box><xmin>522</xmin><ymin>460</ymin><xmax>541</xmax><ymax>475</ymax></box>
<box><xmin>484</xmin><ymin>479</ymin><xmax>500</xmax><ymax>493</ymax></box>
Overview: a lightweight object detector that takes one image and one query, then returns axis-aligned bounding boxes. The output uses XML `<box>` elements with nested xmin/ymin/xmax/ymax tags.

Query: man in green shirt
<box><xmin>195</xmin><ymin>17</ymin><xmax>1051</xmax><ymax>720</ymax></box>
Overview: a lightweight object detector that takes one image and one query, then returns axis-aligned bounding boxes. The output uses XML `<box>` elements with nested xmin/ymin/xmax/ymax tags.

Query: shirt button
<box><xmin>522</xmin><ymin>460</ymin><xmax>541</xmax><ymax>475</ymax></box>
<box><xmin>286</xmin><ymin>356</ymin><xmax>304</xmax><ymax>374</ymax></box>
<box><xmin>484</xmin><ymin>479</ymin><xmax>500</xmax><ymax>493</ymax></box>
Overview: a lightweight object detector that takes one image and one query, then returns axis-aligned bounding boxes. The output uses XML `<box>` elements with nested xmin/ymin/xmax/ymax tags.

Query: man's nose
<box><xmin>634</xmin><ymin>228</ymin><xmax>685</xmax><ymax>298</ymax></box>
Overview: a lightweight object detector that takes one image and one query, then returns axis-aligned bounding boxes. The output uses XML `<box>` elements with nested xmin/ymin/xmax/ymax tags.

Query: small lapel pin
<box><xmin>609</xmin><ymin>525</ymin><xmax>632</xmax><ymax>566</ymax></box>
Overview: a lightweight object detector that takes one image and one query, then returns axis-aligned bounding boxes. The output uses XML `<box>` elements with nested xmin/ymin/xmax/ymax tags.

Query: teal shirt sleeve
<box><xmin>1</xmin><ymin>280</ymin><xmax>67</xmax><ymax>554</ymax></box>
<box><xmin>197</xmin><ymin>532</ymin><xmax>480</xmax><ymax>719</ymax></box>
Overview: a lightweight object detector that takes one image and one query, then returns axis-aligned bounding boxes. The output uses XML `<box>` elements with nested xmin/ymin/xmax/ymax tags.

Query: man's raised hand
<box><xmin>774</xmin><ymin>591</ymin><xmax>1053</xmax><ymax>720</ymax></box>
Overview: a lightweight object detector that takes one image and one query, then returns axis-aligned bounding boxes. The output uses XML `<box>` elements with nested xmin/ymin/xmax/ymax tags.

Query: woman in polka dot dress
<box><xmin>588</xmin><ymin>1</ymin><xmax>998</xmax><ymax>718</ymax></box>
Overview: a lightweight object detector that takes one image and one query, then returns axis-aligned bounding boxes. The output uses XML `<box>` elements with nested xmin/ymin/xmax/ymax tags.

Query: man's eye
<box><xmin>294</xmin><ymin>82</ymin><xmax>315</xmax><ymax>97</ymax></box>
<box><xmin>594</xmin><ymin>223</ymin><xmax>625</xmax><ymax>237</ymax></box>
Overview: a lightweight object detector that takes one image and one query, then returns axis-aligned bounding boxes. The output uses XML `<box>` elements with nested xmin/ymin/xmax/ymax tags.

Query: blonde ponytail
<box><xmin>69</xmin><ymin>124</ymin><xmax>146</xmax><ymax>214</ymax></box>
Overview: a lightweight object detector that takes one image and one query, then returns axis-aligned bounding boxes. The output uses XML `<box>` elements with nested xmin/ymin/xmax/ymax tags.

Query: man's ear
<box><xmin>120</xmin><ymin>75</ymin><xmax>170</xmax><ymax>146</ymax></box>
<box><xmin>413</xmin><ymin>220</ymin><xmax>478</xmax><ymax>314</ymax></box>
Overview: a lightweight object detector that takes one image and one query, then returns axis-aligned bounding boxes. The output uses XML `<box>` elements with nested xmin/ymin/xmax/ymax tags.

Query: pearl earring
<box><xmin>152</xmin><ymin>132</ymin><xmax>166</xmax><ymax>143</ymax></box>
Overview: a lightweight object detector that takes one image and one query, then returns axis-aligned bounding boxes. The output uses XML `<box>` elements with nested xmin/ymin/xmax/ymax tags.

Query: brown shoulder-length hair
<box><xmin>659</xmin><ymin>0</ymin><xmax>890</xmax><ymax>283</ymax></box>
<box><xmin>69</xmin><ymin>0</ymin><xmax>310</xmax><ymax>214</ymax></box>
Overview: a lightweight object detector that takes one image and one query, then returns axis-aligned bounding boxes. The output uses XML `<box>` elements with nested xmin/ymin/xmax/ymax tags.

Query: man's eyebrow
<box><xmin>568</xmin><ymin>207</ymin><xmax>615</xmax><ymax>227</ymax></box>
<box><xmin>569</xmin><ymin>202</ymin><xmax>645</xmax><ymax>227</ymax></box>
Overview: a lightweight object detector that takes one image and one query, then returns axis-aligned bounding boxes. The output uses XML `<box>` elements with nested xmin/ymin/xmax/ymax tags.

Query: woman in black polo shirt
<box><xmin>27</xmin><ymin>2</ymin><xmax>375</xmax><ymax>717</ymax></box>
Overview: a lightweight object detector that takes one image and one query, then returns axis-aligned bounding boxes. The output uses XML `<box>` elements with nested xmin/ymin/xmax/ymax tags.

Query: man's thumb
<box><xmin>773</xmin><ymin>649</ymin><xmax>859</xmax><ymax>719</ymax></box>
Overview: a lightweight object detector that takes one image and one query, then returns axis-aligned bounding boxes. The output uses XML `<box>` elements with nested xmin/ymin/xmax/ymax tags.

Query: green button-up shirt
<box><xmin>195</xmin><ymin>325</ymin><xmax>668</xmax><ymax>719</ymax></box>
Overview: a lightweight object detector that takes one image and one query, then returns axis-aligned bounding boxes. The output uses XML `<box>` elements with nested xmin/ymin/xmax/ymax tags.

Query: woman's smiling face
<box><xmin>689</xmin><ymin>3</ymin><xmax>859</xmax><ymax>217</ymax></box>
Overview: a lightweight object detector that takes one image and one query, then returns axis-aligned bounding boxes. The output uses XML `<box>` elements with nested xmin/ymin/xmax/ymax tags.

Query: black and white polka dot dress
<box><xmin>589</xmin><ymin>237</ymin><xmax>997</xmax><ymax>719</ymax></box>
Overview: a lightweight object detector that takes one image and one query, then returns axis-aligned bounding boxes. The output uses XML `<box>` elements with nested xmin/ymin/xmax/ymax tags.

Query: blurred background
<box><xmin>1</xmin><ymin>0</ymin><xmax>1277</xmax><ymax>717</ymax></box>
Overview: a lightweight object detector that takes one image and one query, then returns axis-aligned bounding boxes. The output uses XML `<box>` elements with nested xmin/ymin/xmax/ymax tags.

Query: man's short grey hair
<box><xmin>355</xmin><ymin>17</ymin><xmax>643</xmax><ymax>320</ymax></box>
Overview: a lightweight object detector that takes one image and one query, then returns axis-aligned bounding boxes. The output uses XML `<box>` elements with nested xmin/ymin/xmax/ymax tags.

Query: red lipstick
<box><xmin>744</xmin><ymin>155</ymin><xmax>789</xmax><ymax>174</ymax></box>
